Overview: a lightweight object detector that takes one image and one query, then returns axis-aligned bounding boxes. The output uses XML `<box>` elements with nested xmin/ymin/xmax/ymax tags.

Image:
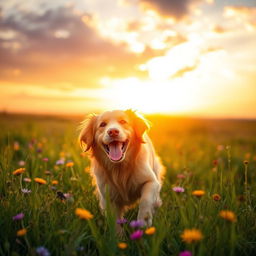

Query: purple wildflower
<box><xmin>130</xmin><ymin>220</ymin><xmax>145</xmax><ymax>228</ymax></box>
<box><xmin>172</xmin><ymin>186</ymin><xmax>185</xmax><ymax>193</ymax></box>
<box><xmin>36</xmin><ymin>246</ymin><xmax>50</xmax><ymax>256</ymax></box>
<box><xmin>116</xmin><ymin>218</ymin><xmax>128</xmax><ymax>225</ymax></box>
<box><xmin>21</xmin><ymin>188</ymin><xmax>32</xmax><ymax>194</ymax></box>
<box><xmin>179</xmin><ymin>250</ymin><xmax>192</xmax><ymax>256</ymax></box>
<box><xmin>36</xmin><ymin>148</ymin><xmax>43</xmax><ymax>153</ymax></box>
<box><xmin>12</xmin><ymin>213</ymin><xmax>24</xmax><ymax>221</ymax></box>
<box><xmin>56</xmin><ymin>159</ymin><xmax>65</xmax><ymax>165</ymax></box>
<box><xmin>130</xmin><ymin>230</ymin><xmax>143</xmax><ymax>240</ymax></box>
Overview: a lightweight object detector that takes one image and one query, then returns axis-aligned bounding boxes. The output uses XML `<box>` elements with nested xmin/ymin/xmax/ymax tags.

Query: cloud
<box><xmin>139</xmin><ymin>0</ymin><xmax>203</xmax><ymax>19</ymax></box>
<box><xmin>224</xmin><ymin>6</ymin><xmax>256</xmax><ymax>30</ymax></box>
<box><xmin>0</xmin><ymin>5</ymin><xmax>150</xmax><ymax>87</ymax></box>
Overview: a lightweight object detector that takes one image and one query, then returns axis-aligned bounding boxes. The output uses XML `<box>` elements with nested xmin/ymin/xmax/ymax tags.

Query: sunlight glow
<box><xmin>100</xmin><ymin>77</ymin><xmax>198</xmax><ymax>114</ymax></box>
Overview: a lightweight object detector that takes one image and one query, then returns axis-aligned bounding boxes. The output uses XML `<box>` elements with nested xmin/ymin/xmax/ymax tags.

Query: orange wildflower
<box><xmin>118</xmin><ymin>242</ymin><xmax>128</xmax><ymax>249</ymax></box>
<box><xmin>17</xmin><ymin>228</ymin><xmax>27</xmax><ymax>236</ymax></box>
<box><xmin>34</xmin><ymin>178</ymin><xmax>47</xmax><ymax>184</ymax></box>
<box><xmin>75</xmin><ymin>208</ymin><xmax>93</xmax><ymax>220</ymax></box>
<box><xmin>145</xmin><ymin>227</ymin><xmax>156</xmax><ymax>235</ymax></box>
<box><xmin>219</xmin><ymin>210</ymin><xmax>237</xmax><ymax>222</ymax></box>
<box><xmin>66</xmin><ymin>162</ymin><xmax>74</xmax><ymax>167</ymax></box>
<box><xmin>212</xmin><ymin>194</ymin><xmax>221</xmax><ymax>201</ymax></box>
<box><xmin>52</xmin><ymin>180</ymin><xmax>58</xmax><ymax>185</ymax></box>
<box><xmin>192</xmin><ymin>190</ymin><xmax>205</xmax><ymax>197</ymax></box>
<box><xmin>13</xmin><ymin>168</ymin><xmax>25</xmax><ymax>176</ymax></box>
<box><xmin>181</xmin><ymin>229</ymin><xmax>203</xmax><ymax>243</ymax></box>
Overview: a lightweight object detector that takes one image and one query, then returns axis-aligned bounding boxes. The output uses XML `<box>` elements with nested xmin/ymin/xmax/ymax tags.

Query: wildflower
<box><xmin>13</xmin><ymin>213</ymin><xmax>24</xmax><ymax>221</ymax></box>
<box><xmin>36</xmin><ymin>148</ymin><xmax>43</xmax><ymax>153</ymax></box>
<box><xmin>18</xmin><ymin>160</ymin><xmax>25</xmax><ymax>166</ymax></box>
<box><xmin>117</xmin><ymin>218</ymin><xmax>128</xmax><ymax>225</ymax></box>
<box><xmin>130</xmin><ymin>220</ymin><xmax>145</xmax><ymax>228</ymax></box>
<box><xmin>172</xmin><ymin>186</ymin><xmax>185</xmax><ymax>193</ymax></box>
<box><xmin>56</xmin><ymin>159</ymin><xmax>65</xmax><ymax>165</ymax></box>
<box><xmin>63</xmin><ymin>193</ymin><xmax>72</xmax><ymax>199</ymax></box>
<box><xmin>179</xmin><ymin>250</ymin><xmax>192</xmax><ymax>256</ymax></box>
<box><xmin>16</xmin><ymin>228</ymin><xmax>27</xmax><ymax>236</ymax></box>
<box><xmin>243</xmin><ymin>160</ymin><xmax>248</xmax><ymax>165</ymax></box>
<box><xmin>21</xmin><ymin>188</ymin><xmax>32</xmax><ymax>194</ymax></box>
<box><xmin>45</xmin><ymin>170</ymin><xmax>51</xmax><ymax>175</ymax></box>
<box><xmin>217</xmin><ymin>145</ymin><xmax>224</xmax><ymax>151</ymax></box>
<box><xmin>76</xmin><ymin>246</ymin><xmax>85</xmax><ymax>252</ymax></box>
<box><xmin>34</xmin><ymin>178</ymin><xmax>47</xmax><ymax>185</ymax></box>
<box><xmin>51</xmin><ymin>180</ymin><xmax>58</xmax><ymax>185</ymax></box>
<box><xmin>43</xmin><ymin>158</ymin><xmax>49</xmax><ymax>162</ymax></box>
<box><xmin>14</xmin><ymin>141</ymin><xmax>20</xmax><ymax>151</ymax></box>
<box><xmin>212</xmin><ymin>194</ymin><xmax>221</xmax><ymax>201</ymax></box>
<box><xmin>212</xmin><ymin>160</ymin><xmax>218</xmax><ymax>166</ymax></box>
<box><xmin>219</xmin><ymin>210</ymin><xmax>237</xmax><ymax>222</ymax></box>
<box><xmin>36</xmin><ymin>246</ymin><xmax>50</xmax><ymax>256</ymax></box>
<box><xmin>23</xmin><ymin>177</ymin><xmax>31</xmax><ymax>183</ymax></box>
<box><xmin>75</xmin><ymin>208</ymin><xmax>93</xmax><ymax>220</ymax></box>
<box><xmin>181</xmin><ymin>229</ymin><xmax>203</xmax><ymax>243</ymax></box>
<box><xmin>145</xmin><ymin>226</ymin><xmax>156</xmax><ymax>235</ymax></box>
<box><xmin>177</xmin><ymin>174</ymin><xmax>186</xmax><ymax>179</ymax></box>
<box><xmin>130</xmin><ymin>230</ymin><xmax>143</xmax><ymax>240</ymax></box>
<box><xmin>66</xmin><ymin>161</ymin><xmax>74</xmax><ymax>167</ymax></box>
<box><xmin>13</xmin><ymin>168</ymin><xmax>25</xmax><ymax>176</ymax></box>
<box><xmin>192</xmin><ymin>190</ymin><xmax>205</xmax><ymax>197</ymax></box>
<box><xmin>118</xmin><ymin>242</ymin><xmax>128</xmax><ymax>249</ymax></box>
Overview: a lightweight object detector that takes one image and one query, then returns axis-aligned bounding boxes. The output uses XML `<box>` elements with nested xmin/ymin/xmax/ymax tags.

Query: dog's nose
<box><xmin>108</xmin><ymin>128</ymin><xmax>119</xmax><ymax>137</ymax></box>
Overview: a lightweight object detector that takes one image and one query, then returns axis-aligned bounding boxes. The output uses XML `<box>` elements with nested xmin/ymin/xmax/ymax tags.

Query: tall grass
<box><xmin>0</xmin><ymin>114</ymin><xmax>255</xmax><ymax>255</ymax></box>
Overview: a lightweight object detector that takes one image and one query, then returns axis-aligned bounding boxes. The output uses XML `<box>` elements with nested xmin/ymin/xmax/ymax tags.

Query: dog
<box><xmin>79</xmin><ymin>110</ymin><xmax>165</xmax><ymax>227</ymax></box>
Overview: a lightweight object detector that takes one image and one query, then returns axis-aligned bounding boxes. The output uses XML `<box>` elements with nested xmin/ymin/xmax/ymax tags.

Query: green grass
<box><xmin>0</xmin><ymin>113</ymin><xmax>256</xmax><ymax>256</ymax></box>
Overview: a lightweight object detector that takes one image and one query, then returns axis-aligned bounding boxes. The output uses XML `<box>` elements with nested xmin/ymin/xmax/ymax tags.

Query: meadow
<box><xmin>0</xmin><ymin>113</ymin><xmax>255</xmax><ymax>256</ymax></box>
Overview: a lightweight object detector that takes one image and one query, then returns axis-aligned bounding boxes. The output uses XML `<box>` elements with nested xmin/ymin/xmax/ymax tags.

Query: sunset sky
<box><xmin>0</xmin><ymin>0</ymin><xmax>255</xmax><ymax>118</ymax></box>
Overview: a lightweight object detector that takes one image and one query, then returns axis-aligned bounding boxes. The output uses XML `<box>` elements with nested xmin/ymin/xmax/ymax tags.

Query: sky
<box><xmin>0</xmin><ymin>0</ymin><xmax>256</xmax><ymax>118</ymax></box>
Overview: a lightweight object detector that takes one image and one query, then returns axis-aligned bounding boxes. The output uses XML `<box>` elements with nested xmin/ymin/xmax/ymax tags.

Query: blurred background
<box><xmin>0</xmin><ymin>0</ymin><xmax>255</xmax><ymax>118</ymax></box>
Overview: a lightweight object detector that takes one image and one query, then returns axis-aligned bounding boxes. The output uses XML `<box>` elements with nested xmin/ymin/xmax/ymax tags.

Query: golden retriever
<box><xmin>79</xmin><ymin>110</ymin><xmax>165</xmax><ymax>227</ymax></box>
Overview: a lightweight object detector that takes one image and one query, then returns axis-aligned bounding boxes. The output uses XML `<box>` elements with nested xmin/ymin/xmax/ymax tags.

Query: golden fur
<box><xmin>79</xmin><ymin>110</ymin><xmax>165</xmax><ymax>226</ymax></box>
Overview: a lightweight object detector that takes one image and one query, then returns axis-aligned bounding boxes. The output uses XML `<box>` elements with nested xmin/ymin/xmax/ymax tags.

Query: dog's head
<box><xmin>79</xmin><ymin>110</ymin><xmax>149</xmax><ymax>163</ymax></box>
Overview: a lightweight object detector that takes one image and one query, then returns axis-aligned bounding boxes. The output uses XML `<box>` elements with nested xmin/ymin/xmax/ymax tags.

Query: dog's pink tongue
<box><xmin>109</xmin><ymin>142</ymin><xmax>123</xmax><ymax>161</ymax></box>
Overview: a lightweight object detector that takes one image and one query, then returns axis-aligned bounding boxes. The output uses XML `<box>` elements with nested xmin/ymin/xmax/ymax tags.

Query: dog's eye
<box><xmin>100</xmin><ymin>121</ymin><xmax>107</xmax><ymax>127</ymax></box>
<box><xmin>119</xmin><ymin>120</ymin><xmax>127</xmax><ymax>125</ymax></box>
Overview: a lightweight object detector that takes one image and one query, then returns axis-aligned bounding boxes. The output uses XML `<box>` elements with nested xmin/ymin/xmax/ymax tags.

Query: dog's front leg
<box><xmin>137</xmin><ymin>180</ymin><xmax>161</xmax><ymax>227</ymax></box>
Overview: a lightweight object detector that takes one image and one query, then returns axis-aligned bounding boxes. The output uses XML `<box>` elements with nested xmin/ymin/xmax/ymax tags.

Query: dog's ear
<box><xmin>126</xmin><ymin>109</ymin><xmax>150</xmax><ymax>143</ymax></box>
<box><xmin>78</xmin><ymin>114</ymin><xmax>98</xmax><ymax>151</ymax></box>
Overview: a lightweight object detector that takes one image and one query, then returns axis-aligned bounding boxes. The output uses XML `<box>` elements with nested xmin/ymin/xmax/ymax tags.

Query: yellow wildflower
<box><xmin>13</xmin><ymin>168</ymin><xmax>25</xmax><ymax>176</ymax></box>
<box><xmin>66</xmin><ymin>162</ymin><xmax>74</xmax><ymax>167</ymax></box>
<box><xmin>52</xmin><ymin>180</ymin><xmax>58</xmax><ymax>185</ymax></box>
<box><xmin>34</xmin><ymin>178</ymin><xmax>47</xmax><ymax>185</ymax></box>
<box><xmin>75</xmin><ymin>208</ymin><xmax>93</xmax><ymax>220</ymax></box>
<box><xmin>212</xmin><ymin>194</ymin><xmax>221</xmax><ymax>201</ymax></box>
<box><xmin>219</xmin><ymin>210</ymin><xmax>237</xmax><ymax>222</ymax></box>
<box><xmin>145</xmin><ymin>226</ymin><xmax>156</xmax><ymax>235</ymax></box>
<box><xmin>181</xmin><ymin>229</ymin><xmax>203</xmax><ymax>243</ymax></box>
<box><xmin>118</xmin><ymin>242</ymin><xmax>128</xmax><ymax>249</ymax></box>
<box><xmin>17</xmin><ymin>228</ymin><xmax>27</xmax><ymax>236</ymax></box>
<box><xmin>192</xmin><ymin>190</ymin><xmax>205</xmax><ymax>197</ymax></box>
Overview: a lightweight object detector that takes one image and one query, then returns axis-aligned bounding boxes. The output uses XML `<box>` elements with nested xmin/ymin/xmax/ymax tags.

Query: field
<box><xmin>0</xmin><ymin>113</ymin><xmax>256</xmax><ymax>256</ymax></box>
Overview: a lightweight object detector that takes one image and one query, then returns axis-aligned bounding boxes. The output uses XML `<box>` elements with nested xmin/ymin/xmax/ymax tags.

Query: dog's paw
<box><xmin>137</xmin><ymin>207</ymin><xmax>153</xmax><ymax>227</ymax></box>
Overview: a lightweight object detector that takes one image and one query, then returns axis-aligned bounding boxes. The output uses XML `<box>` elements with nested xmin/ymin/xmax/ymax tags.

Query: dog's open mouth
<box><xmin>103</xmin><ymin>140</ymin><xmax>128</xmax><ymax>162</ymax></box>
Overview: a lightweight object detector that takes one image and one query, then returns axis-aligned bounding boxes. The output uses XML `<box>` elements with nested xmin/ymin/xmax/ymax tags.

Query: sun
<box><xmin>100</xmin><ymin>76</ymin><xmax>199</xmax><ymax>114</ymax></box>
